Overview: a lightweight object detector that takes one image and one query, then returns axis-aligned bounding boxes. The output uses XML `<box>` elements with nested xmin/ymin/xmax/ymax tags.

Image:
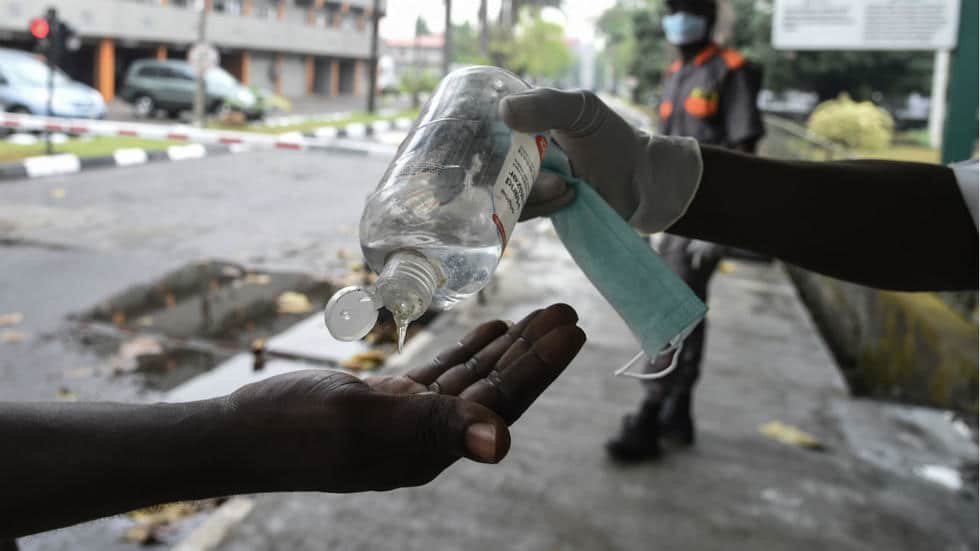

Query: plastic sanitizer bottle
<box><xmin>324</xmin><ymin>66</ymin><xmax>549</xmax><ymax>349</ymax></box>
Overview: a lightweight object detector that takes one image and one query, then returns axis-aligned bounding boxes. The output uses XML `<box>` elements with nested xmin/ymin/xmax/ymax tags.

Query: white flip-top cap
<box><xmin>324</xmin><ymin>286</ymin><xmax>380</xmax><ymax>341</ymax></box>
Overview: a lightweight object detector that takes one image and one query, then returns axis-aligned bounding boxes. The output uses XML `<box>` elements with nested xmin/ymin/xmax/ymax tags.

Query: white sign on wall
<box><xmin>772</xmin><ymin>0</ymin><xmax>961</xmax><ymax>50</ymax></box>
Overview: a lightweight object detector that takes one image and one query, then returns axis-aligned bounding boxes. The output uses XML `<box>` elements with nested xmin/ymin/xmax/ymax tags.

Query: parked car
<box><xmin>119</xmin><ymin>59</ymin><xmax>261</xmax><ymax>120</ymax></box>
<box><xmin>0</xmin><ymin>47</ymin><xmax>106</xmax><ymax>118</ymax></box>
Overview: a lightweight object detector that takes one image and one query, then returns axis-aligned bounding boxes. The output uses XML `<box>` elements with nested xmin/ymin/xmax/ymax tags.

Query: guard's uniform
<box><xmin>643</xmin><ymin>43</ymin><xmax>764</xmax><ymax>404</ymax></box>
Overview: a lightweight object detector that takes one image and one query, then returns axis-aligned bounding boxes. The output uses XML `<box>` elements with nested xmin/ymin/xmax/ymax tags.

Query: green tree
<box><xmin>451</xmin><ymin>22</ymin><xmax>490</xmax><ymax>65</ymax></box>
<box><xmin>415</xmin><ymin>16</ymin><xmax>431</xmax><ymax>37</ymax></box>
<box><xmin>596</xmin><ymin>2</ymin><xmax>637</xmax><ymax>92</ymax></box>
<box><xmin>501</xmin><ymin>9</ymin><xmax>575</xmax><ymax>81</ymax></box>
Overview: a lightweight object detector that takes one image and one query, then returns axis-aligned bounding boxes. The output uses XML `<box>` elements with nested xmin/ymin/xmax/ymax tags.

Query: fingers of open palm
<box><xmin>428</xmin><ymin>308</ymin><xmax>544</xmax><ymax>395</ymax></box>
<box><xmin>499</xmin><ymin>88</ymin><xmax>589</xmax><ymax>134</ymax></box>
<box><xmin>491</xmin><ymin>302</ymin><xmax>577</xmax><ymax>370</ymax></box>
<box><xmin>460</xmin><ymin>317</ymin><xmax>586</xmax><ymax>424</ymax></box>
<box><xmin>404</xmin><ymin>320</ymin><xmax>509</xmax><ymax>385</ymax></box>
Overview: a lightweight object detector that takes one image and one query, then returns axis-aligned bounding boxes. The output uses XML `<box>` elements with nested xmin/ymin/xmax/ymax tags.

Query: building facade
<box><xmin>0</xmin><ymin>0</ymin><xmax>385</xmax><ymax>101</ymax></box>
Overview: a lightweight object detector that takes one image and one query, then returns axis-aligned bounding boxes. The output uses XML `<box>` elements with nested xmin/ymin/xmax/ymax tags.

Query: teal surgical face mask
<box><xmin>662</xmin><ymin>12</ymin><xmax>709</xmax><ymax>46</ymax></box>
<box><xmin>542</xmin><ymin>146</ymin><xmax>707</xmax><ymax>379</ymax></box>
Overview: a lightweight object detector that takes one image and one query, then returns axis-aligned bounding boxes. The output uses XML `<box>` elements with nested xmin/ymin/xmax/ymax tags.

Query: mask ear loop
<box><xmin>614</xmin><ymin>341</ymin><xmax>685</xmax><ymax>380</ymax></box>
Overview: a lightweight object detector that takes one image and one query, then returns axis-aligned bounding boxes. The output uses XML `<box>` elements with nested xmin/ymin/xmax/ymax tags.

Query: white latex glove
<box><xmin>501</xmin><ymin>88</ymin><xmax>704</xmax><ymax>233</ymax></box>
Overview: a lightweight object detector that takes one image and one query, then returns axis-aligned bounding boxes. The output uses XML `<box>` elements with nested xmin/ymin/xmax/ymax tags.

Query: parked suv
<box><xmin>119</xmin><ymin>59</ymin><xmax>261</xmax><ymax>120</ymax></box>
<box><xmin>0</xmin><ymin>47</ymin><xmax>106</xmax><ymax>118</ymax></box>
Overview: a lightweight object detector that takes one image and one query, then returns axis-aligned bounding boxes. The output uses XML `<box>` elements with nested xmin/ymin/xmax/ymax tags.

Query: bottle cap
<box><xmin>323</xmin><ymin>286</ymin><xmax>380</xmax><ymax>341</ymax></box>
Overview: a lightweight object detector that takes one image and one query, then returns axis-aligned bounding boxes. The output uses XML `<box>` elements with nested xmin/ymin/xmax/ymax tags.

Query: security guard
<box><xmin>605</xmin><ymin>0</ymin><xmax>765</xmax><ymax>462</ymax></box>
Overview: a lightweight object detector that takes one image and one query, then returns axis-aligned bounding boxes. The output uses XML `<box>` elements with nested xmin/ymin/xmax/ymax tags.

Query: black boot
<box><xmin>659</xmin><ymin>391</ymin><xmax>695</xmax><ymax>446</ymax></box>
<box><xmin>605</xmin><ymin>399</ymin><xmax>662</xmax><ymax>463</ymax></box>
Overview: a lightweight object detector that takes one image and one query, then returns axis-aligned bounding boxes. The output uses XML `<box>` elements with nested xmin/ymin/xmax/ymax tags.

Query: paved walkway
<box><xmin>208</xmin><ymin>225</ymin><xmax>978</xmax><ymax>550</ymax></box>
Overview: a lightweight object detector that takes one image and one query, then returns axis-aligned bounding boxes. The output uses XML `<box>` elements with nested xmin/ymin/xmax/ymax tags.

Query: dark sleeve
<box><xmin>721</xmin><ymin>63</ymin><xmax>765</xmax><ymax>147</ymax></box>
<box><xmin>668</xmin><ymin>145</ymin><xmax>979</xmax><ymax>291</ymax></box>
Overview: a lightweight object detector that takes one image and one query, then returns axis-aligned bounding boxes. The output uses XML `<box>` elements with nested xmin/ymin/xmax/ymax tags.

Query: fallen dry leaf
<box><xmin>718</xmin><ymin>260</ymin><xmax>738</xmax><ymax>274</ymax></box>
<box><xmin>111</xmin><ymin>311</ymin><xmax>126</xmax><ymax>327</ymax></box>
<box><xmin>112</xmin><ymin>337</ymin><xmax>164</xmax><ymax>373</ymax></box>
<box><xmin>342</xmin><ymin>350</ymin><xmax>388</xmax><ymax>371</ymax></box>
<box><xmin>124</xmin><ymin>499</ymin><xmax>222</xmax><ymax>544</ymax></box>
<box><xmin>277</xmin><ymin>291</ymin><xmax>313</xmax><ymax>314</ymax></box>
<box><xmin>759</xmin><ymin>421</ymin><xmax>824</xmax><ymax>451</ymax></box>
<box><xmin>0</xmin><ymin>312</ymin><xmax>24</xmax><ymax>327</ymax></box>
<box><xmin>55</xmin><ymin>387</ymin><xmax>77</xmax><ymax>401</ymax></box>
<box><xmin>244</xmin><ymin>273</ymin><xmax>271</xmax><ymax>285</ymax></box>
<box><xmin>123</xmin><ymin>523</ymin><xmax>165</xmax><ymax>545</ymax></box>
<box><xmin>49</xmin><ymin>187</ymin><xmax>67</xmax><ymax>199</ymax></box>
<box><xmin>1</xmin><ymin>330</ymin><xmax>28</xmax><ymax>343</ymax></box>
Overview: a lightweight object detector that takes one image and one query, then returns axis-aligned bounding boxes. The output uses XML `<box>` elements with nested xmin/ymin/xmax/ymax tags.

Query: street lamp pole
<box><xmin>193</xmin><ymin>0</ymin><xmax>209</xmax><ymax>127</ymax></box>
<box><xmin>366</xmin><ymin>0</ymin><xmax>380</xmax><ymax>113</ymax></box>
<box><xmin>442</xmin><ymin>0</ymin><xmax>452</xmax><ymax>75</ymax></box>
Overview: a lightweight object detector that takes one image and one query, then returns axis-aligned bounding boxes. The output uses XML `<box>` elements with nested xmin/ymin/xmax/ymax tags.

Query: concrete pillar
<box><xmin>330</xmin><ymin>59</ymin><xmax>340</xmax><ymax>97</ymax></box>
<box><xmin>275</xmin><ymin>54</ymin><xmax>283</xmax><ymax>95</ymax></box>
<box><xmin>353</xmin><ymin>60</ymin><xmax>363</xmax><ymax>96</ymax></box>
<box><xmin>305</xmin><ymin>55</ymin><xmax>314</xmax><ymax>95</ymax></box>
<box><xmin>240</xmin><ymin>52</ymin><xmax>251</xmax><ymax>85</ymax></box>
<box><xmin>95</xmin><ymin>39</ymin><xmax>115</xmax><ymax>102</ymax></box>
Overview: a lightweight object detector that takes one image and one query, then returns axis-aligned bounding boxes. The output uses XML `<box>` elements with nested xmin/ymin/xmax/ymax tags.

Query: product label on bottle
<box><xmin>492</xmin><ymin>133</ymin><xmax>548</xmax><ymax>245</ymax></box>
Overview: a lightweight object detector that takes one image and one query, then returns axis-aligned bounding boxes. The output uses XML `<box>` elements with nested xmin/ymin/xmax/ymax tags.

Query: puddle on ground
<box><xmin>71</xmin><ymin>260</ymin><xmax>440</xmax><ymax>391</ymax></box>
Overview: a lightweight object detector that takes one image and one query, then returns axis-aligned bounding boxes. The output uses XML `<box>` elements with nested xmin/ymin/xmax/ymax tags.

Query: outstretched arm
<box><xmin>670</xmin><ymin>146</ymin><xmax>978</xmax><ymax>291</ymax></box>
<box><xmin>1</xmin><ymin>304</ymin><xmax>586</xmax><ymax>538</ymax></box>
<box><xmin>502</xmin><ymin>88</ymin><xmax>977</xmax><ymax>291</ymax></box>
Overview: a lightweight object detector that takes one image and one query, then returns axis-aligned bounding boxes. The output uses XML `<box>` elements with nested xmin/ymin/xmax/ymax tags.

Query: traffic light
<box><xmin>29</xmin><ymin>9</ymin><xmax>79</xmax><ymax>62</ymax></box>
<box><xmin>29</xmin><ymin>17</ymin><xmax>49</xmax><ymax>40</ymax></box>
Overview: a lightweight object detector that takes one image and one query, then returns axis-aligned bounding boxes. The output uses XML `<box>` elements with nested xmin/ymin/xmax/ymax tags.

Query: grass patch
<box><xmin>210</xmin><ymin>108</ymin><xmax>420</xmax><ymax>135</ymax></box>
<box><xmin>855</xmin><ymin>144</ymin><xmax>940</xmax><ymax>164</ymax></box>
<box><xmin>0</xmin><ymin>136</ymin><xmax>182</xmax><ymax>163</ymax></box>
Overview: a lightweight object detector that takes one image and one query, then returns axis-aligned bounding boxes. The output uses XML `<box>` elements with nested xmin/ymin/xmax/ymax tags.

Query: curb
<box><xmin>0</xmin><ymin>119</ymin><xmax>411</xmax><ymax>182</ymax></box>
<box><xmin>0</xmin><ymin>144</ymin><xmax>240</xmax><ymax>182</ymax></box>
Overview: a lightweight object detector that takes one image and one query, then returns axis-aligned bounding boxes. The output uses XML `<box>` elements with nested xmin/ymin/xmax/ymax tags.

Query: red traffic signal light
<box><xmin>30</xmin><ymin>17</ymin><xmax>50</xmax><ymax>39</ymax></box>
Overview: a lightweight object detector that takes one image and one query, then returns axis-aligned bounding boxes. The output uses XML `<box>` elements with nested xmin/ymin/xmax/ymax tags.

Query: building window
<box><xmin>254</xmin><ymin>0</ymin><xmax>279</xmax><ymax>18</ymax></box>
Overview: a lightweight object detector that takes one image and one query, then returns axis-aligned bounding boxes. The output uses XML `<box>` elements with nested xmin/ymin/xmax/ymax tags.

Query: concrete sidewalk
<box><xmin>201</xmin><ymin>223</ymin><xmax>977</xmax><ymax>551</ymax></box>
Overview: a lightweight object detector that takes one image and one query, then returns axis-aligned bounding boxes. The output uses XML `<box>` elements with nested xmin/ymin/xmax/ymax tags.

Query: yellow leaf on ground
<box><xmin>342</xmin><ymin>350</ymin><xmax>388</xmax><ymax>371</ymax></box>
<box><xmin>0</xmin><ymin>312</ymin><xmax>24</xmax><ymax>327</ymax></box>
<box><xmin>1</xmin><ymin>330</ymin><xmax>28</xmax><ymax>343</ymax></box>
<box><xmin>55</xmin><ymin>387</ymin><xmax>77</xmax><ymax>401</ymax></box>
<box><xmin>759</xmin><ymin>421</ymin><xmax>824</xmax><ymax>450</ymax></box>
<box><xmin>245</xmin><ymin>273</ymin><xmax>271</xmax><ymax>285</ymax></box>
<box><xmin>49</xmin><ymin>187</ymin><xmax>67</xmax><ymax>199</ymax></box>
<box><xmin>718</xmin><ymin>260</ymin><xmax>737</xmax><ymax>274</ymax></box>
<box><xmin>277</xmin><ymin>291</ymin><xmax>313</xmax><ymax>314</ymax></box>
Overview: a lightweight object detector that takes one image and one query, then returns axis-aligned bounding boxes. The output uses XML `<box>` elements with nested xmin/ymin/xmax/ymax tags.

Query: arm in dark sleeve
<box><xmin>668</xmin><ymin>145</ymin><xmax>979</xmax><ymax>291</ymax></box>
<box><xmin>0</xmin><ymin>400</ymin><xmax>249</xmax><ymax>538</ymax></box>
<box><xmin>721</xmin><ymin>64</ymin><xmax>765</xmax><ymax>150</ymax></box>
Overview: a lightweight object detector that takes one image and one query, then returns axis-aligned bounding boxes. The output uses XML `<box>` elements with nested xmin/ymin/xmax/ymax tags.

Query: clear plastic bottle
<box><xmin>324</xmin><ymin>66</ymin><xmax>549</xmax><ymax>348</ymax></box>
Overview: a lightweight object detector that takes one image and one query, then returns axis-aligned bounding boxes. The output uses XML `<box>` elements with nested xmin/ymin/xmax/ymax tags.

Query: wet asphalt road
<box><xmin>0</xmin><ymin>148</ymin><xmax>389</xmax><ymax>403</ymax></box>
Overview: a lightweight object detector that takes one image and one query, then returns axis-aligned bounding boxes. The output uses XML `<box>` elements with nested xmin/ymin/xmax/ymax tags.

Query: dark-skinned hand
<box><xmin>222</xmin><ymin>303</ymin><xmax>586</xmax><ymax>493</ymax></box>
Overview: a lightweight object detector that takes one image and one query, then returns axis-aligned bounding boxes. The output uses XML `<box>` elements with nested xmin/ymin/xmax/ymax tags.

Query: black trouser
<box><xmin>642</xmin><ymin>234</ymin><xmax>721</xmax><ymax>402</ymax></box>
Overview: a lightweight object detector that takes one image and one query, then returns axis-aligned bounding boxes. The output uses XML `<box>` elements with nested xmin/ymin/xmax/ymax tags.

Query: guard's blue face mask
<box><xmin>662</xmin><ymin>12</ymin><xmax>709</xmax><ymax>45</ymax></box>
<box><xmin>541</xmin><ymin>145</ymin><xmax>707</xmax><ymax>380</ymax></box>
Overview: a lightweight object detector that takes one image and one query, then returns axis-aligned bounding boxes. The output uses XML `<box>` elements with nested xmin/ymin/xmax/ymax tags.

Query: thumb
<box><xmin>520</xmin><ymin>171</ymin><xmax>576</xmax><ymax>221</ymax></box>
<box><xmin>500</xmin><ymin>88</ymin><xmax>608</xmax><ymax>138</ymax></box>
<box><xmin>372</xmin><ymin>394</ymin><xmax>511</xmax><ymax>464</ymax></box>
